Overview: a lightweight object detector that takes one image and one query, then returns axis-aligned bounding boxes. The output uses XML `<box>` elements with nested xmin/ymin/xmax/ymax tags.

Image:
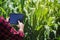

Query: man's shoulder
<box><xmin>0</xmin><ymin>16</ymin><xmax>12</xmax><ymax>30</ymax></box>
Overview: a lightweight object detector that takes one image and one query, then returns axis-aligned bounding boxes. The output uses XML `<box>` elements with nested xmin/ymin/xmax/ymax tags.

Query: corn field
<box><xmin>0</xmin><ymin>0</ymin><xmax>60</xmax><ymax>40</ymax></box>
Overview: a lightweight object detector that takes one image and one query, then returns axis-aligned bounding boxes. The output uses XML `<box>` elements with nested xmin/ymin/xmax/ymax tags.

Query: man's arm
<box><xmin>9</xmin><ymin>18</ymin><xmax>24</xmax><ymax>40</ymax></box>
<box><xmin>10</xmin><ymin>24</ymin><xmax>24</xmax><ymax>37</ymax></box>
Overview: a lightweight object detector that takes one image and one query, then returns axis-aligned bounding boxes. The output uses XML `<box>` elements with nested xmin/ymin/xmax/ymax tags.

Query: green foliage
<box><xmin>0</xmin><ymin>0</ymin><xmax>60</xmax><ymax>40</ymax></box>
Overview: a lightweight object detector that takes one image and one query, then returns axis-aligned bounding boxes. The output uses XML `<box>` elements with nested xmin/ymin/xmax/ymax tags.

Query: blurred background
<box><xmin>0</xmin><ymin>0</ymin><xmax>60</xmax><ymax>40</ymax></box>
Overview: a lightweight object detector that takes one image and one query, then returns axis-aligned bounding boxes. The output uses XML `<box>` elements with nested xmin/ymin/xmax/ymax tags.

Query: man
<box><xmin>0</xmin><ymin>16</ymin><xmax>24</xmax><ymax>40</ymax></box>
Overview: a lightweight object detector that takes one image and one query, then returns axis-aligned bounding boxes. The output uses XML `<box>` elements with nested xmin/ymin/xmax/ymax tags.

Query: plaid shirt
<box><xmin>0</xmin><ymin>16</ymin><xmax>24</xmax><ymax>40</ymax></box>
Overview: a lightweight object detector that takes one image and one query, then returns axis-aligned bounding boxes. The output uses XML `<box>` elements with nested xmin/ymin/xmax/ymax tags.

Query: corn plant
<box><xmin>0</xmin><ymin>0</ymin><xmax>60</xmax><ymax>40</ymax></box>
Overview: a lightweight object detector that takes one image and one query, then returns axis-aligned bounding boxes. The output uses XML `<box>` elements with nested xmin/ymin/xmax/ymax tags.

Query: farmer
<box><xmin>0</xmin><ymin>16</ymin><xmax>24</xmax><ymax>40</ymax></box>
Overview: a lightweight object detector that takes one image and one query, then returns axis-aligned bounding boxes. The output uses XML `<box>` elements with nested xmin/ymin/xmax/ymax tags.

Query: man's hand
<box><xmin>17</xmin><ymin>21</ymin><xmax>24</xmax><ymax>32</ymax></box>
<box><xmin>6</xmin><ymin>17</ymin><xmax>10</xmax><ymax>22</ymax></box>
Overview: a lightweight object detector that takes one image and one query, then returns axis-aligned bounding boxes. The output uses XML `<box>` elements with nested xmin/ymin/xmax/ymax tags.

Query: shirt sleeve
<box><xmin>10</xmin><ymin>27</ymin><xmax>24</xmax><ymax>37</ymax></box>
<box><xmin>10</xmin><ymin>27</ymin><xmax>24</xmax><ymax>40</ymax></box>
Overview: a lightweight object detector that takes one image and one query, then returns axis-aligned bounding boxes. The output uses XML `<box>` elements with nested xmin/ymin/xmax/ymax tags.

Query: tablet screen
<box><xmin>9</xmin><ymin>13</ymin><xmax>24</xmax><ymax>24</ymax></box>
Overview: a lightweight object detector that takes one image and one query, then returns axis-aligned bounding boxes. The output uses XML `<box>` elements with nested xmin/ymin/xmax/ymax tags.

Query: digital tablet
<box><xmin>9</xmin><ymin>13</ymin><xmax>24</xmax><ymax>24</ymax></box>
